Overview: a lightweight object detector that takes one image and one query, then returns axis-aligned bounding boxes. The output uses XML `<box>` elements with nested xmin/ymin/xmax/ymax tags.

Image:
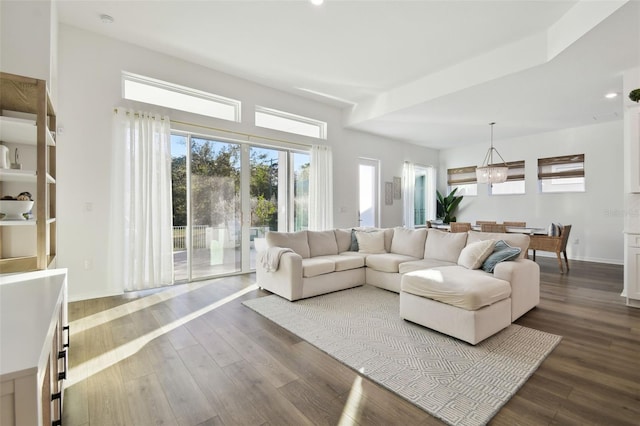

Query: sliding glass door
<box><xmin>172</xmin><ymin>132</ymin><xmax>309</xmax><ymax>282</ymax></box>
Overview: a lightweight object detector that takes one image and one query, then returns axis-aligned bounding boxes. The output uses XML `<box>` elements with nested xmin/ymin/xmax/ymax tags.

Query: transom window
<box><xmin>255</xmin><ymin>106</ymin><xmax>327</xmax><ymax>139</ymax></box>
<box><xmin>122</xmin><ymin>71</ymin><xmax>241</xmax><ymax>122</ymax></box>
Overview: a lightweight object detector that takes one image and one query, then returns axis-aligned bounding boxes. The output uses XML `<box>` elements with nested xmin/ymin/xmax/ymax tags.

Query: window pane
<box><xmin>171</xmin><ymin>134</ymin><xmax>188</xmax><ymax>282</ymax></box>
<box><xmin>540</xmin><ymin>177</ymin><xmax>585</xmax><ymax>193</ymax></box>
<box><xmin>190</xmin><ymin>138</ymin><xmax>241</xmax><ymax>278</ymax></box>
<box><xmin>414</xmin><ymin>174</ymin><xmax>426</xmax><ymax>225</ymax></box>
<box><xmin>490</xmin><ymin>180</ymin><xmax>525</xmax><ymax>195</ymax></box>
<box><xmin>450</xmin><ymin>183</ymin><xmax>477</xmax><ymax>196</ymax></box>
<box><xmin>293</xmin><ymin>153</ymin><xmax>310</xmax><ymax>231</ymax></box>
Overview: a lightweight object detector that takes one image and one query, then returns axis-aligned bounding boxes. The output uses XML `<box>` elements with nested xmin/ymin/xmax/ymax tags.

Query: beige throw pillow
<box><xmin>356</xmin><ymin>230</ymin><xmax>386</xmax><ymax>254</ymax></box>
<box><xmin>457</xmin><ymin>239</ymin><xmax>496</xmax><ymax>269</ymax></box>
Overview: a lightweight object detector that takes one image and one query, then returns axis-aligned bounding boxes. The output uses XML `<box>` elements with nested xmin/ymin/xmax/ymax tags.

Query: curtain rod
<box><xmin>113</xmin><ymin>108</ymin><xmax>312</xmax><ymax>149</ymax></box>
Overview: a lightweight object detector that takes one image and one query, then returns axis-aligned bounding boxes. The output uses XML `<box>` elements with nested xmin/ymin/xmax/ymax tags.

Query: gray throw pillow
<box><xmin>482</xmin><ymin>240</ymin><xmax>521</xmax><ymax>273</ymax></box>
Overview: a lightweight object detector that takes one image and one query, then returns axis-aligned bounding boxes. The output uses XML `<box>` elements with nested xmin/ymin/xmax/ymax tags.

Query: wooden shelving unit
<box><xmin>0</xmin><ymin>72</ymin><xmax>57</xmax><ymax>273</ymax></box>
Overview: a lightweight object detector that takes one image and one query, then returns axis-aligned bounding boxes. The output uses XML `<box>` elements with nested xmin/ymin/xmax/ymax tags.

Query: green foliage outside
<box><xmin>171</xmin><ymin>139</ymin><xmax>308</xmax><ymax>233</ymax></box>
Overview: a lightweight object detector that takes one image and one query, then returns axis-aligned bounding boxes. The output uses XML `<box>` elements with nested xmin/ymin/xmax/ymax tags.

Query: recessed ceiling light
<box><xmin>605</xmin><ymin>92</ymin><xmax>618</xmax><ymax>99</ymax></box>
<box><xmin>100</xmin><ymin>14</ymin><xmax>114</xmax><ymax>24</ymax></box>
<box><xmin>310</xmin><ymin>0</ymin><xmax>324</xmax><ymax>5</ymax></box>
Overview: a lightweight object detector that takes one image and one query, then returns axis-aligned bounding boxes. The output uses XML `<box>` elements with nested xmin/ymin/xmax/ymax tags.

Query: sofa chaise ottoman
<box><xmin>400</xmin><ymin>266</ymin><xmax>513</xmax><ymax>345</ymax></box>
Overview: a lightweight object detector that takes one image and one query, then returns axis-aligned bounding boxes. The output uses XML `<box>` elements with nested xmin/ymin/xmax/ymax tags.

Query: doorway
<box><xmin>358</xmin><ymin>158</ymin><xmax>380</xmax><ymax>227</ymax></box>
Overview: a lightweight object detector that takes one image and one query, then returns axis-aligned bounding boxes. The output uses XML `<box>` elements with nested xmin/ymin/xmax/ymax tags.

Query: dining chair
<box><xmin>529</xmin><ymin>224</ymin><xmax>572</xmax><ymax>273</ymax></box>
<box><xmin>480</xmin><ymin>223</ymin><xmax>506</xmax><ymax>233</ymax></box>
<box><xmin>475</xmin><ymin>220</ymin><xmax>497</xmax><ymax>226</ymax></box>
<box><xmin>503</xmin><ymin>221</ymin><xmax>526</xmax><ymax>227</ymax></box>
<box><xmin>450</xmin><ymin>222</ymin><xmax>471</xmax><ymax>233</ymax></box>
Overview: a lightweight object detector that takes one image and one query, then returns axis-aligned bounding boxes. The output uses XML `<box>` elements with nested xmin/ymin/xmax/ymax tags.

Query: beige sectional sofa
<box><xmin>256</xmin><ymin>227</ymin><xmax>540</xmax><ymax>344</ymax></box>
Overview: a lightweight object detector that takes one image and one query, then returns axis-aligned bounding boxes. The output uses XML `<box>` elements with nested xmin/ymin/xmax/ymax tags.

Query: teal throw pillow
<box><xmin>482</xmin><ymin>240</ymin><xmax>521</xmax><ymax>273</ymax></box>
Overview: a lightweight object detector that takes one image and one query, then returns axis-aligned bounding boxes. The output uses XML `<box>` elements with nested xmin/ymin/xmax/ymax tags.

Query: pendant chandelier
<box><xmin>476</xmin><ymin>122</ymin><xmax>508</xmax><ymax>184</ymax></box>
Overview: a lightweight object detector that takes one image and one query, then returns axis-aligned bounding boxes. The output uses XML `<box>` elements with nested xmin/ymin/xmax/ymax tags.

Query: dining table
<box><xmin>430</xmin><ymin>224</ymin><xmax>547</xmax><ymax>235</ymax></box>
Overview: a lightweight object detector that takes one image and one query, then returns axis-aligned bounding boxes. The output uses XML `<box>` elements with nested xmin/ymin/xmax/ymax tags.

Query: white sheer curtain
<box><xmin>109</xmin><ymin>108</ymin><xmax>174</xmax><ymax>291</ymax></box>
<box><xmin>402</xmin><ymin>161</ymin><xmax>416</xmax><ymax>228</ymax></box>
<box><xmin>309</xmin><ymin>144</ymin><xmax>334</xmax><ymax>230</ymax></box>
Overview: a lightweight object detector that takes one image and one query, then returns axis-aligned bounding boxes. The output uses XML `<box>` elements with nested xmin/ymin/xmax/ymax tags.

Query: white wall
<box><xmin>439</xmin><ymin>120</ymin><xmax>624</xmax><ymax>264</ymax></box>
<box><xmin>57</xmin><ymin>25</ymin><xmax>438</xmax><ymax>301</ymax></box>
<box><xmin>0</xmin><ymin>0</ymin><xmax>56</xmax><ymax>95</ymax></box>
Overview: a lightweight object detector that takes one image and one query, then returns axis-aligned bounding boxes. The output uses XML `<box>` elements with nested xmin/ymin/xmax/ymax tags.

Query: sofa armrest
<box><xmin>494</xmin><ymin>259</ymin><xmax>540</xmax><ymax>321</ymax></box>
<box><xmin>256</xmin><ymin>250</ymin><xmax>304</xmax><ymax>301</ymax></box>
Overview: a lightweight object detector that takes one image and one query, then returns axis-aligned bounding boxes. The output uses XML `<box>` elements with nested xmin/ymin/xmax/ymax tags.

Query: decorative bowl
<box><xmin>0</xmin><ymin>200</ymin><xmax>34</xmax><ymax>220</ymax></box>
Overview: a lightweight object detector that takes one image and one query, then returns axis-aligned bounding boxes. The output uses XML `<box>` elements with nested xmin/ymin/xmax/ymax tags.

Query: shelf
<box><xmin>0</xmin><ymin>169</ymin><xmax>55</xmax><ymax>183</ymax></box>
<box><xmin>0</xmin><ymin>219</ymin><xmax>36</xmax><ymax>227</ymax></box>
<box><xmin>0</xmin><ymin>116</ymin><xmax>55</xmax><ymax>146</ymax></box>
<box><xmin>0</xmin><ymin>72</ymin><xmax>57</xmax><ymax>274</ymax></box>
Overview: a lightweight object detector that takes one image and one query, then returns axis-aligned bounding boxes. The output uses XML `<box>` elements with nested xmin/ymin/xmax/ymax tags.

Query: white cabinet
<box><xmin>626</xmin><ymin>106</ymin><xmax>640</xmax><ymax>193</ymax></box>
<box><xmin>624</xmin><ymin>234</ymin><xmax>640</xmax><ymax>307</ymax></box>
<box><xmin>0</xmin><ymin>269</ymin><xmax>68</xmax><ymax>426</ymax></box>
<box><xmin>0</xmin><ymin>72</ymin><xmax>57</xmax><ymax>273</ymax></box>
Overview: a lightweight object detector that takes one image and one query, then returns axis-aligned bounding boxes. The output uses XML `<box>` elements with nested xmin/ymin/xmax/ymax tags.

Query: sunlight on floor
<box><xmin>68</xmin><ymin>280</ymin><xmax>215</xmax><ymax>335</ymax></box>
<box><xmin>66</xmin><ymin>283</ymin><xmax>258</xmax><ymax>387</ymax></box>
<box><xmin>337</xmin><ymin>374</ymin><xmax>364</xmax><ymax>425</ymax></box>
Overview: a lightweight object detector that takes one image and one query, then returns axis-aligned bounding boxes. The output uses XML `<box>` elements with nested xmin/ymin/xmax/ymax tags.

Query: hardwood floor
<box><xmin>62</xmin><ymin>258</ymin><xmax>640</xmax><ymax>426</ymax></box>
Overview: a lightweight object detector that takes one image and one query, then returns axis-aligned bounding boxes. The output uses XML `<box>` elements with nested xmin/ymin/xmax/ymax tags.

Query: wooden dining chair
<box><xmin>480</xmin><ymin>223</ymin><xmax>506</xmax><ymax>233</ymax></box>
<box><xmin>504</xmin><ymin>221</ymin><xmax>526</xmax><ymax>227</ymax></box>
<box><xmin>450</xmin><ymin>222</ymin><xmax>471</xmax><ymax>233</ymax></box>
<box><xmin>475</xmin><ymin>220</ymin><xmax>497</xmax><ymax>226</ymax></box>
<box><xmin>529</xmin><ymin>225</ymin><xmax>572</xmax><ymax>273</ymax></box>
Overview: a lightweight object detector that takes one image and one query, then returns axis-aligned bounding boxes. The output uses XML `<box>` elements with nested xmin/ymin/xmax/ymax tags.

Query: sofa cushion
<box><xmin>308</xmin><ymin>230</ymin><xmax>339</xmax><ymax>257</ymax></box>
<box><xmin>356</xmin><ymin>230</ymin><xmax>386</xmax><ymax>254</ymax></box>
<box><xmin>351</xmin><ymin>228</ymin><xmax>394</xmax><ymax>252</ymax></box>
<box><xmin>466</xmin><ymin>231</ymin><xmax>529</xmax><ymax>259</ymax></box>
<box><xmin>424</xmin><ymin>229</ymin><xmax>467</xmax><ymax>263</ymax></box>
<box><xmin>398</xmin><ymin>258</ymin><xmax>457</xmax><ymax>274</ymax></box>
<box><xmin>481</xmin><ymin>240</ymin><xmax>522</xmax><ymax>273</ymax></box>
<box><xmin>334</xmin><ymin>229</ymin><xmax>353</xmax><ymax>253</ymax></box>
<box><xmin>458</xmin><ymin>240</ymin><xmax>495</xmax><ymax>269</ymax></box>
<box><xmin>301</xmin><ymin>258</ymin><xmax>335</xmax><ymax>278</ymax></box>
<box><xmin>266</xmin><ymin>230</ymin><xmax>310</xmax><ymax>259</ymax></box>
<box><xmin>315</xmin><ymin>254</ymin><xmax>365</xmax><ymax>271</ymax></box>
<box><xmin>391</xmin><ymin>227</ymin><xmax>427</xmax><ymax>258</ymax></box>
<box><xmin>339</xmin><ymin>251</ymin><xmax>368</xmax><ymax>259</ymax></box>
<box><xmin>401</xmin><ymin>266</ymin><xmax>511</xmax><ymax>311</ymax></box>
<box><xmin>366</xmin><ymin>253</ymin><xmax>419</xmax><ymax>273</ymax></box>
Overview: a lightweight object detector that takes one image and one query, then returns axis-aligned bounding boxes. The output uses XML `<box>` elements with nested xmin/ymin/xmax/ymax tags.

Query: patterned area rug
<box><xmin>243</xmin><ymin>285</ymin><xmax>561</xmax><ymax>426</ymax></box>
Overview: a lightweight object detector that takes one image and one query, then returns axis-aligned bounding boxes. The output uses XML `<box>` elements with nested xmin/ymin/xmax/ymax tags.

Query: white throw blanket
<box><xmin>260</xmin><ymin>247</ymin><xmax>294</xmax><ymax>272</ymax></box>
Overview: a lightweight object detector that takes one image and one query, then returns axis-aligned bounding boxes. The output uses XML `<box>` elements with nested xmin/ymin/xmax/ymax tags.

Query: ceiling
<box><xmin>57</xmin><ymin>0</ymin><xmax>640</xmax><ymax>149</ymax></box>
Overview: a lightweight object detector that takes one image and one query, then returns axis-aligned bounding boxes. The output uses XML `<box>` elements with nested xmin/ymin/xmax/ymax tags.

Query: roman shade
<box><xmin>447</xmin><ymin>166</ymin><xmax>477</xmax><ymax>185</ymax></box>
<box><xmin>538</xmin><ymin>154</ymin><xmax>584</xmax><ymax>180</ymax></box>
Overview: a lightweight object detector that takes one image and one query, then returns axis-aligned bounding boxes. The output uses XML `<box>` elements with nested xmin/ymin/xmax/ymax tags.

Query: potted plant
<box><xmin>630</xmin><ymin>88</ymin><xmax>640</xmax><ymax>103</ymax></box>
<box><xmin>436</xmin><ymin>188</ymin><xmax>463</xmax><ymax>224</ymax></box>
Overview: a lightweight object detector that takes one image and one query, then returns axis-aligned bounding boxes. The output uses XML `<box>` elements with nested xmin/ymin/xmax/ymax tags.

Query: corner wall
<box><xmin>439</xmin><ymin>120</ymin><xmax>624</xmax><ymax>264</ymax></box>
<box><xmin>57</xmin><ymin>25</ymin><xmax>438</xmax><ymax>301</ymax></box>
